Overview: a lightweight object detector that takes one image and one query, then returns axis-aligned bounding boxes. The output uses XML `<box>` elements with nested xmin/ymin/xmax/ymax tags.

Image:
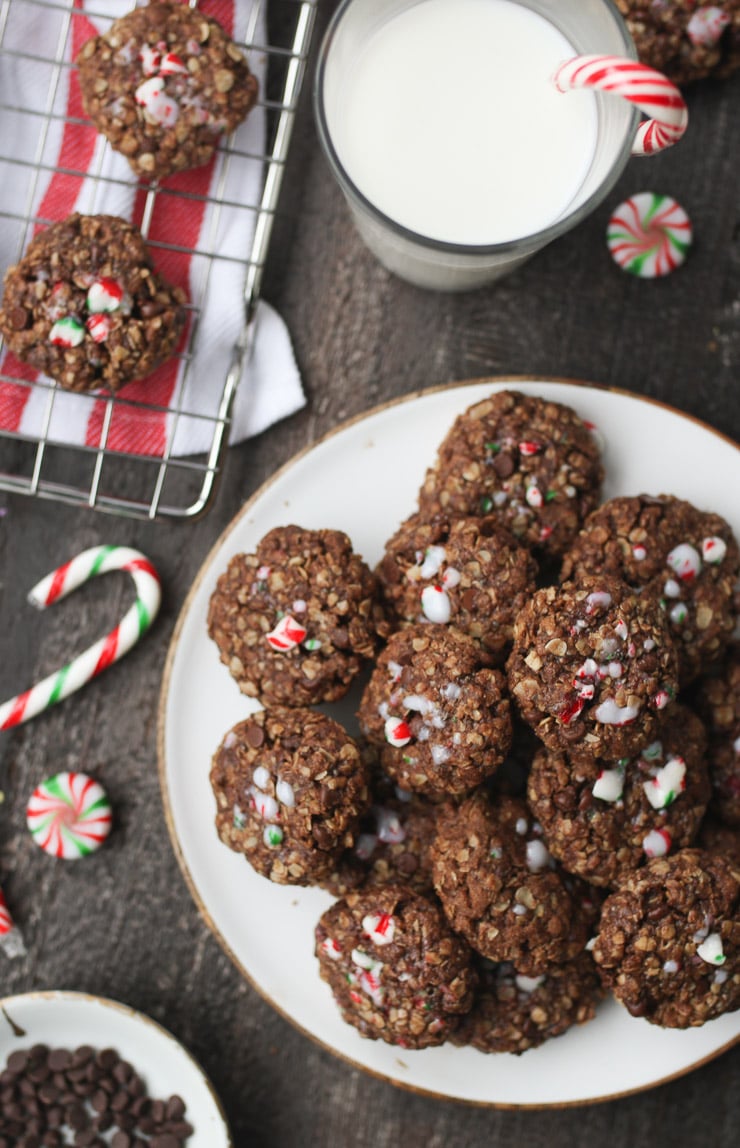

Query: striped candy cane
<box><xmin>554</xmin><ymin>56</ymin><xmax>688</xmax><ymax>155</ymax></box>
<box><xmin>0</xmin><ymin>888</ymin><xmax>26</xmax><ymax>958</ymax></box>
<box><xmin>0</xmin><ymin>545</ymin><xmax>161</xmax><ymax>731</ymax></box>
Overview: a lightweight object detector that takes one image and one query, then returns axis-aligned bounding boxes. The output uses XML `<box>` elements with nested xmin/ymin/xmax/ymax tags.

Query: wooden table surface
<box><xmin>1</xmin><ymin>2</ymin><xmax>739</xmax><ymax>1145</ymax></box>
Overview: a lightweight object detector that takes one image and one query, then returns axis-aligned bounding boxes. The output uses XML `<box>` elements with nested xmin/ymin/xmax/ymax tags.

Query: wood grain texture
<box><xmin>0</xmin><ymin>1</ymin><xmax>738</xmax><ymax>1144</ymax></box>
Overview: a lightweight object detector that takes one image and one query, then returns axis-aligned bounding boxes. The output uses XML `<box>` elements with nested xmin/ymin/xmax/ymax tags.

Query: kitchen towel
<box><xmin>0</xmin><ymin>0</ymin><xmax>305</xmax><ymax>456</ymax></box>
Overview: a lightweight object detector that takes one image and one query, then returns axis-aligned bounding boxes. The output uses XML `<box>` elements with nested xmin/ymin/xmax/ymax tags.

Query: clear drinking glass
<box><xmin>314</xmin><ymin>0</ymin><xmax>644</xmax><ymax>291</ymax></box>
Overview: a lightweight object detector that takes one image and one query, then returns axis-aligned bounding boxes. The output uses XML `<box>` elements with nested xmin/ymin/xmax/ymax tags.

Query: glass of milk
<box><xmin>315</xmin><ymin>0</ymin><xmax>644</xmax><ymax>291</ymax></box>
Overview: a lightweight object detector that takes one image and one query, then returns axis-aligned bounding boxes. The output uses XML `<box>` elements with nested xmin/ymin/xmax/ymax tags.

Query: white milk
<box><xmin>327</xmin><ymin>0</ymin><xmax>598</xmax><ymax>246</ymax></box>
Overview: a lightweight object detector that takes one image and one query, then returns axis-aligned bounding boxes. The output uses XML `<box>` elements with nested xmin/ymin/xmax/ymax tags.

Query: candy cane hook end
<box><xmin>0</xmin><ymin>545</ymin><xmax>162</xmax><ymax>732</ymax></box>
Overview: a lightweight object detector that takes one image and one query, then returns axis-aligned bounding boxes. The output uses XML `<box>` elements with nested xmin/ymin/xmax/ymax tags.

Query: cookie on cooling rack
<box><xmin>0</xmin><ymin>213</ymin><xmax>186</xmax><ymax>393</ymax></box>
<box><xmin>76</xmin><ymin>0</ymin><xmax>259</xmax><ymax>180</ymax></box>
<box><xmin>615</xmin><ymin>1</ymin><xmax>740</xmax><ymax>86</ymax></box>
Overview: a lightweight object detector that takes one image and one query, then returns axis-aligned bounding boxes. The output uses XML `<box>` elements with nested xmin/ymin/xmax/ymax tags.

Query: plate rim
<box><xmin>157</xmin><ymin>375</ymin><xmax>740</xmax><ymax>1109</ymax></box>
<box><xmin>0</xmin><ymin>989</ymin><xmax>233</xmax><ymax>1142</ymax></box>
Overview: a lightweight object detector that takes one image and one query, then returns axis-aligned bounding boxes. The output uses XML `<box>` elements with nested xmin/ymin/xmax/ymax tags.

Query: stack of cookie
<box><xmin>205</xmin><ymin>389</ymin><xmax>740</xmax><ymax>1053</ymax></box>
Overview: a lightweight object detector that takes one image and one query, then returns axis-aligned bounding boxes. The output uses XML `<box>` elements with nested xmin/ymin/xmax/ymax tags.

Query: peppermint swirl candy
<box><xmin>607</xmin><ymin>193</ymin><xmax>692</xmax><ymax>278</ymax></box>
<box><xmin>26</xmin><ymin>772</ymin><xmax>112</xmax><ymax>859</ymax></box>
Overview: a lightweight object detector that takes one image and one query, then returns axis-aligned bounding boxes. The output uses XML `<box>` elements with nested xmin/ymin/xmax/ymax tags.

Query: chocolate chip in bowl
<box><xmin>0</xmin><ymin>993</ymin><xmax>231</xmax><ymax>1147</ymax></box>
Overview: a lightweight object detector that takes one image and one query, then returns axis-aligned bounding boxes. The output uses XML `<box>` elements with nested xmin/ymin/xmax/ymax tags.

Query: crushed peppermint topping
<box><xmin>701</xmin><ymin>536</ymin><xmax>727</xmax><ymax>564</ymax></box>
<box><xmin>666</xmin><ymin>543</ymin><xmax>701</xmax><ymax>581</ymax></box>
<box><xmin>385</xmin><ymin>716</ymin><xmax>412</xmax><ymax>747</ymax></box>
<box><xmin>515</xmin><ymin>817</ymin><xmax>528</xmax><ymax>835</ymax></box>
<box><xmin>642</xmin><ymin>828</ymin><xmax>672</xmax><ymax>858</ymax></box>
<box><xmin>265</xmin><ymin>614</ymin><xmax>307</xmax><ymax>651</ymax></box>
<box><xmin>375</xmin><ymin>806</ymin><xmax>406</xmax><ymax>844</ymax></box>
<box><xmin>525</xmin><ymin>839</ymin><xmax>551</xmax><ymax>872</ymax></box>
<box><xmin>321</xmin><ymin>937</ymin><xmax>342</xmax><ymax>960</ymax></box>
<box><xmin>515</xmin><ymin>974</ymin><xmax>544</xmax><ymax>992</ymax></box>
<box><xmin>362</xmin><ymin>912</ymin><xmax>396</xmax><ymax>945</ymax></box>
<box><xmin>592</xmin><ymin>767</ymin><xmax>625</xmax><ymax>803</ymax></box>
<box><xmin>419</xmin><ymin>545</ymin><xmax>447</xmax><ymax>579</ymax></box>
<box><xmin>696</xmin><ymin>932</ymin><xmax>726</xmax><ymax>966</ymax></box>
<box><xmin>594</xmin><ymin>698</ymin><xmax>641</xmax><ymax>725</ymax></box>
<box><xmin>276</xmin><ymin>779</ymin><xmax>295</xmax><ymax>807</ymax></box>
<box><xmin>643</xmin><ymin>755</ymin><xmax>686</xmax><ymax>810</ymax></box>
<box><xmin>586</xmin><ymin>591</ymin><xmax>612</xmax><ymax>615</ymax></box>
<box><xmin>252</xmin><ymin>766</ymin><xmax>271</xmax><ymax>791</ymax></box>
<box><xmin>421</xmin><ymin>584</ymin><xmax>451</xmax><ymax>624</ymax></box>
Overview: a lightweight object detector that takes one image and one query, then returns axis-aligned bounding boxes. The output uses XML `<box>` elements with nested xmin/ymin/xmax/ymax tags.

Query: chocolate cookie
<box><xmin>416</xmin><ymin>390</ymin><xmax>604</xmax><ymax>559</ymax></box>
<box><xmin>430</xmin><ymin>793</ymin><xmax>590</xmax><ymax>975</ymax></box>
<box><xmin>615</xmin><ymin>1</ymin><xmax>740</xmax><ymax>85</ymax></box>
<box><xmin>592</xmin><ymin>849</ymin><xmax>740</xmax><ymax>1027</ymax></box>
<box><xmin>315</xmin><ymin>884</ymin><xmax>476</xmax><ymax>1048</ymax></box>
<box><xmin>210</xmin><ymin>708</ymin><xmax>370</xmax><ymax>885</ymax></box>
<box><xmin>696</xmin><ymin>644</ymin><xmax>740</xmax><ymax>825</ymax></box>
<box><xmin>357</xmin><ymin>625</ymin><xmax>512</xmax><ymax>799</ymax></box>
<box><xmin>451</xmin><ymin>952</ymin><xmax>602</xmax><ymax>1055</ymax></box>
<box><xmin>507</xmin><ymin>573</ymin><xmax>680</xmax><ymax>760</ymax></box>
<box><xmin>0</xmin><ymin>213</ymin><xmax>186</xmax><ymax>393</ymax></box>
<box><xmin>376</xmin><ymin>512</ymin><xmax>538</xmax><ymax>666</ymax></box>
<box><xmin>208</xmin><ymin>525</ymin><xmax>387</xmax><ymax>707</ymax></box>
<box><xmin>698</xmin><ymin>816</ymin><xmax>740</xmax><ymax>867</ymax></box>
<box><xmin>77</xmin><ymin>1</ymin><xmax>259</xmax><ymax>180</ymax></box>
<box><xmin>560</xmin><ymin>495</ymin><xmax>739</xmax><ymax>684</ymax></box>
<box><xmin>322</xmin><ymin>784</ymin><xmax>439</xmax><ymax>897</ymax></box>
<box><xmin>527</xmin><ymin>704</ymin><xmax>711</xmax><ymax>886</ymax></box>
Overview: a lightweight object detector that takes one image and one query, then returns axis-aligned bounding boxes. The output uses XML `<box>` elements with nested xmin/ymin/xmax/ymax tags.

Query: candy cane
<box><xmin>554</xmin><ymin>56</ymin><xmax>688</xmax><ymax>156</ymax></box>
<box><xmin>0</xmin><ymin>545</ymin><xmax>161</xmax><ymax>731</ymax></box>
<box><xmin>0</xmin><ymin>888</ymin><xmax>26</xmax><ymax>959</ymax></box>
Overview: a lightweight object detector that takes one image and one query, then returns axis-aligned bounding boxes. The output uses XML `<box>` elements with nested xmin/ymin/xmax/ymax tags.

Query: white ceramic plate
<box><xmin>159</xmin><ymin>378</ymin><xmax>740</xmax><ymax>1107</ymax></box>
<box><xmin>0</xmin><ymin>991</ymin><xmax>232</xmax><ymax>1143</ymax></box>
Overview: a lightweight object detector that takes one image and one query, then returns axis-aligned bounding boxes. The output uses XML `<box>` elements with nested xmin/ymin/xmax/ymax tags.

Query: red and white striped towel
<box><xmin>0</xmin><ymin>0</ymin><xmax>304</xmax><ymax>457</ymax></box>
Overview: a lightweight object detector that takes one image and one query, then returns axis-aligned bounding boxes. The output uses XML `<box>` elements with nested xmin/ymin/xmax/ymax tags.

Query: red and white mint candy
<box><xmin>26</xmin><ymin>771</ymin><xmax>112</xmax><ymax>859</ymax></box>
<box><xmin>362</xmin><ymin>911</ymin><xmax>396</xmax><ymax>946</ymax></box>
<box><xmin>139</xmin><ymin>43</ymin><xmax>162</xmax><ymax>75</ymax></box>
<box><xmin>687</xmin><ymin>7</ymin><xmax>731</xmax><ymax>46</ymax></box>
<box><xmin>0</xmin><ymin>889</ymin><xmax>26</xmax><ymax>958</ymax></box>
<box><xmin>49</xmin><ymin>316</ymin><xmax>85</xmax><ymax>347</ymax></box>
<box><xmin>384</xmin><ymin>716</ymin><xmax>412</xmax><ymax>747</ymax></box>
<box><xmin>135</xmin><ymin>77</ymin><xmax>179</xmax><ymax>126</ymax></box>
<box><xmin>159</xmin><ymin>51</ymin><xmax>188</xmax><ymax>75</ymax></box>
<box><xmin>265</xmin><ymin>614</ymin><xmax>307</xmax><ymax>651</ymax></box>
<box><xmin>87</xmin><ymin>278</ymin><xmax>124</xmax><ymax>314</ymax></box>
<box><xmin>701</xmin><ymin>536</ymin><xmax>727</xmax><ymax>564</ymax></box>
<box><xmin>86</xmin><ymin>314</ymin><xmax>112</xmax><ymax>344</ymax></box>
<box><xmin>642</xmin><ymin>827</ymin><xmax>672</xmax><ymax>858</ymax></box>
<box><xmin>607</xmin><ymin>192</ymin><xmax>692</xmax><ymax>278</ymax></box>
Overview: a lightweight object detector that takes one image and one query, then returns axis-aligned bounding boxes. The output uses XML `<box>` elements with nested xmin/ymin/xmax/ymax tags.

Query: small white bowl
<box><xmin>0</xmin><ymin>991</ymin><xmax>232</xmax><ymax>1146</ymax></box>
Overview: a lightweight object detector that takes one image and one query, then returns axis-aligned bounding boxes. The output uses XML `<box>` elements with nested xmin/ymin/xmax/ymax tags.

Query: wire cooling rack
<box><xmin>0</xmin><ymin>0</ymin><xmax>317</xmax><ymax>519</ymax></box>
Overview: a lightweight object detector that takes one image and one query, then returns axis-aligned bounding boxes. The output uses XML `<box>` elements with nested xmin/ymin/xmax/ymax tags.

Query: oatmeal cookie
<box><xmin>698</xmin><ymin>816</ymin><xmax>740</xmax><ymax>867</ymax></box>
<box><xmin>357</xmin><ymin>625</ymin><xmax>511</xmax><ymax>799</ymax></box>
<box><xmin>615</xmin><ymin>1</ymin><xmax>740</xmax><ymax>85</ymax></box>
<box><xmin>696</xmin><ymin>644</ymin><xmax>740</xmax><ymax>825</ymax></box>
<box><xmin>77</xmin><ymin>0</ymin><xmax>259</xmax><ymax>180</ymax></box>
<box><xmin>417</xmin><ymin>390</ymin><xmax>603</xmax><ymax>558</ymax></box>
<box><xmin>0</xmin><ymin>213</ymin><xmax>186</xmax><ymax>393</ymax></box>
<box><xmin>315</xmin><ymin>883</ymin><xmax>476</xmax><ymax>1048</ymax></box>
<box><xmin>322</xmin><ymin>784</ymin><xmax>439</xmax><ymax>897</ymax></box>
<box><xmin>210</xmin><ymin>708</ymin><xmax>370</xmax><ymax>885</ymax></box>
<box><xmin>431</xmin><ymin>793</ymin><xmax>590</xmax><ymax>975</ymax></box>
<box><xmin>560</xmin><ymin>495</ymin><xmax>739</xmax><ymax>684</ymax></box>
<box><xmin>527</xmin><ymin>705</ymin><xmax>711</xmax><ymax>886</ymax></box>
<box><xmin>507</xmin><ymin>573</ymin><xmax>679</xmax><ymax>759</ymax></box>
<box><xmin>208</xmin><ymin>525</ymin><xmax>387</xmax><ymax>707</ymax></box>
<box><xmin>592</xmin><ymin>849</ymin><xmax>740</xmax><ymax>1027</ymax></box>
<box><xmin>376</xmin><ymin>512</ymin><xmax>538</xmax><ymax>665</ymax></box>
<box><xmin>451</xmin><ymin>952</ymin><xmax>602</xmax><ymax>1054</ymax></box>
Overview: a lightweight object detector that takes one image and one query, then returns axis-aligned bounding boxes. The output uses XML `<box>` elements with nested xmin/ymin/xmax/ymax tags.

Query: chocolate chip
<box><xmin>151</xmin><ymin>1135</ymin><xmax>180</xmax><ymax>1148</ymax></box>
<box><xmin>245</xmin><ymin>723</ymin><xmax>264</xmax><ymax>748</ymax></box>
<box><xmin>493</xmin><ymin>451</ymin><xmax>515</xmax><ymax>478</ymax></box>
<box><xmin>165</xmin><ymin>1094</ymin><xmax>185</xmax><ymax>1120</ymax></box>
<box><xmin>47</xmin><ymin>1051</ymin><xmax>71</xmax><ymax>1073</ymax></box>
<box><xmin>111</xmin><ymin>1134</ymin><xmax>132</xmax><ymax>1148</ymax></box>
<box><xmin>7</xmin><ymin>1051</ymin><xmax>29</xmax><ymax>1074</ymax></box>
<box><xmin>7</xmin><ymin>306</ymin><xmax>28</xmax><ymax>329</ymax></box>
